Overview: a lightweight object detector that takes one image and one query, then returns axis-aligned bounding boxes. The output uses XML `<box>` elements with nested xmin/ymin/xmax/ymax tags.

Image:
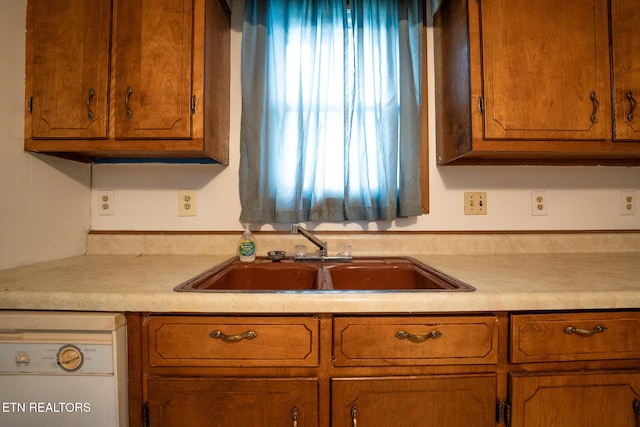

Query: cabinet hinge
<box><xmin>496</xmin><ymin>399</ymin><xmax>511</xmax><ymax>426</ymax></box>
<box><xmin>478</xmin><ymin>96</ymin><xmax>485</xmax><ymax>115</ymax></box>
<box><xmin>142</xmin><ymin>401</ymin><xmax>149</xmax><ymax>427</ymax></box>
<box><xmin>28</xmin><ymin>96</ymin><xmax>33</xmax><ymax>114</ymax></box>
<box><xmin>191</xmin><ymin>95</ymin><xmax>198</xmax><ymax>114</ymax></box>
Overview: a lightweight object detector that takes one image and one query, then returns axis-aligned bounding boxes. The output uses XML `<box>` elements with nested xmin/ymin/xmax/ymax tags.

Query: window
<box><xmin>240</xmin><ymin>0</ymin><xmax>423</xmax><ymax>223</ymax></box>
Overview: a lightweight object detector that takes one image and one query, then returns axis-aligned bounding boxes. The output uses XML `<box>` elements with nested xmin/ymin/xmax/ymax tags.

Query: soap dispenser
<box><xmin>238</xmin><ymin>224</ymin><xmax>257</xmax><ymax>262</ymax></box>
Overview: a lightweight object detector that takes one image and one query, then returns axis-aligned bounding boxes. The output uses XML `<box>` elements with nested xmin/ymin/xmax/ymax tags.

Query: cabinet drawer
<box><xmin>510</xmin><ymin>311</ymin><xmax>640</xmax><ymax>363</ymax></box>
<box><xmin>333</xmin><ymin>316</ymin><xmax>499</xmax><ymax>366</ymax></box>
<box><xmin>147</xmin><ymin>316</ymin><xmax>319</xmax><ymax>367</ymax></box>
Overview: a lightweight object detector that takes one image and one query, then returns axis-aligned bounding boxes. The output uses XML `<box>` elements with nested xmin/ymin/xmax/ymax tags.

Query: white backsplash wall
<box><xmin>90</xmin><ymin>163</ymin><xmax>640</xmax><ymax>232</ymax></box>
<box><xmin>91</xmin><ymin>0</ymin><xmax>640</xmax><ymax>232</ymax></box>
<box><xmin>0</xmin><ymin>0</ymin><xmax>91</xmax><ymax>269</ymax></box>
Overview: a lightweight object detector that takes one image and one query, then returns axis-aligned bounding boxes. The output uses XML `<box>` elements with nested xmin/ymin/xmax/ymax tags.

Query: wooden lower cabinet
<box><xmin>508</xmin><ymin>311</ymin><xmax>640</xmax><ymax>426</ymax></box>
<box><xmin>128</xmin><ymin>311</ymin><xmax>640</xmax><ymax>426</ymax></box>
<box><xmin>509</xmin><ymin>371</ymin><xmax>640</xmax><ymax>427</ymax></box>
<box><xmin>147</xmin><ymin>377</ymin><xmax>318</xmax><ymax>427</ymax></box>
<box><xmin>332</xmin><ymin>375</ymin><xmax>497</xmax><ymax>427</ymax></box>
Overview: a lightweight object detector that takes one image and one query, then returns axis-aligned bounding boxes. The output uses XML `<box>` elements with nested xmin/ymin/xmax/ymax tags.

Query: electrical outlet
<box><xmin>531</xmin><ymin>191</ymin><xmax>548</xmax><ymax>216</ymax></box>
<box><xmin>97</xmin><ymin>190</ymin><xmax>115</xmax><ymax>216</ymax></box>
<box><xmin>178</xmin><ymin>190</ymin><xmax>197</xmax><ymax>217</ymax></box>
<box><xmin>621</xmin><ymin>191</ymin><xmax>636</xmax><ymax>216</ymax></box>
<box><xmin>464</xmin><ymin>192</ymin><xmax>487</xmax><ymax>215</ymax></box>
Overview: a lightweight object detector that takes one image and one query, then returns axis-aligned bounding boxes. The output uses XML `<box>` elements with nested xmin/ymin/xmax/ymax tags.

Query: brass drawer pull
<box><xmin>396</xmin><ymin>330</ymin><xmax>443</xmax><ymax>342</ymax></box>
<box><xmin>125</xmin><ymin>86</ymin><xmax>133</xmax><ymax>119</ymax></box>
<box><xmin>86</xmin><ymin>88</ymin><xmax>95</xmax><ymax>121</ymax></box>
<box><xmin>291</xmin><ymin>407</ymin><xmax>299</xmax><ymax>427</ymax></box>
<box><xmin>351</xmin><ymin>405</ymin><xmax>358</xmax><ymax>427</ymax></box>
<box><xmin>209</xmin><ymin>329</ymin><xmax>257</xmax><ymax>342</ymax></box>
<box><xmin>563</xmin><ymin>325</ymin><xmax>607</xmax><ymax>336</ymax></box>
<box><xmin>627</xmin><ymin>91</ymin><xmax>637</xmax><ymax>122</ymax></box>
<box><xmin>590</xmin><ymin>91</ymin><xmax>599</xmax><ymax>124</ymax></box>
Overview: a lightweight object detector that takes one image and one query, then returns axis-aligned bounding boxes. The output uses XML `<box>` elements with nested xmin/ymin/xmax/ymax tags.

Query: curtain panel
<box><xmin>239</xmin><ymin>0</ymin><xmax>423</xmax><ymax>223</ymax></box>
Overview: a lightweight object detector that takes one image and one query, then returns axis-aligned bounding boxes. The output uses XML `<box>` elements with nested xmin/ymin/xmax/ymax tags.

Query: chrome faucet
<box><xmin>291</xmin><ymin>224</ymin><xmax>328</xmax><ymax>256</ymax></box>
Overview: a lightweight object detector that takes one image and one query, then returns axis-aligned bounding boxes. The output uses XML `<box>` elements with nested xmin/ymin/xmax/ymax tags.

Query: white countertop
<box><xmin>1</xmin><ymin>253</ymin><xmax>639</xmax><ymax>313</ymax></box>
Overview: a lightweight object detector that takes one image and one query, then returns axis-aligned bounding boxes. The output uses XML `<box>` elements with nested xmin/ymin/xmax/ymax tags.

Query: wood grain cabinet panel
<box><xmin>25</xmin><ymin>0</ymin><xmax>111</xmax><ymax>139</ymax></box>
<box><xmin>510</xmin><ymin>311</ymin><xmax>640</xmax><ymax>363</ymax></box>
<box><xmin>509</xmin><ymin>371</ymin><xmax>640</xmax><ymax>427</ymax></box>
<box><xmin>612</xmin><ymin>0</ymin><xmax>640</xmax><ymax>141</ymax></box>
<box><xmin>113</xmin><ymin>0</ymin><xmax>194</xmax><ymax>139</ymax></box>
<box><xmin>332</xmin><ymin>375</ymin><xmax>497</xmax><ymax>427</ymax></box>
<box><xmin>148</xmin><ymin>377</ymin><xmax>318</xmax><ymax>427</ymax></box>
<box><xmin>333</xmin><ymin>315</ymin><xmax>499</xmax><ymax>366</ymax></box>
<box><xmin>480</xmin><ymin>0</ymin><xmax>610</xmax><ymax>141</ymax></box>
<box><xmin>147</xmin><ymin>315</ymin><xmax>319</xmax><ymax>367</ymax></box>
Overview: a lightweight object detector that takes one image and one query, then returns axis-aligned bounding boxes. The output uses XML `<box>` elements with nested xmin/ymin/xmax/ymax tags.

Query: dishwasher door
<box><xmin>0</xmin><ymin>311</ymin><xmax>128</xmax><ymax>427</ymax></box>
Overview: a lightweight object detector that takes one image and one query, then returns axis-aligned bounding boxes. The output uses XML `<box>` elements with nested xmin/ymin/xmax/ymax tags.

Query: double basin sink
<box><xmin>174</xmin><ymin>256</ymin><xmax>475</xmax><ymax>292</ymax></box>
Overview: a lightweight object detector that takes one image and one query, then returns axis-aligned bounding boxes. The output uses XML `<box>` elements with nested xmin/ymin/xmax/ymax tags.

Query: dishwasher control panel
<box><xmin>0</xmin><ymin>342</ymin><xmax>114</xmax><ymax>374</ymax></box>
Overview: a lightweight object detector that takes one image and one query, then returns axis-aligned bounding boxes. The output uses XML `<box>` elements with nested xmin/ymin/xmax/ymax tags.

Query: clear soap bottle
<box><xmin>238</xmin><ymin>224</ymin><xmax>256</xmax><ymax>262</ymax></box>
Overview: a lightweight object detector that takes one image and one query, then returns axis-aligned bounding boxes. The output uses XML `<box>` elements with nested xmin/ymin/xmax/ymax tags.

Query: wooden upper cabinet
<box><xmin>113</xmin><ymin>0</ymin><xmax>193</xmax><ymax>139</ymax></box>
<box><xmin>480</xmin><ymin>0</ymin><xmax>610</xmax><ymax>141</ymax></box>
<box><xmin>25</xmin><ymin>0</ymin><xmax>111</xmax><ymax>139</ymax></box>
<box><xmin>434</xmin><ymin>0</ymin><xmax>640</xmax><ymax>165</ymax></box>
<box><xmin>611</xmin><ymin>0</ymin><xmax>640</xmax><ymax>141</ymax></box>
<box><xmin>24</xmin><ymin>0</ymin><xmax>230</xmax><ymax>163</ymax></box>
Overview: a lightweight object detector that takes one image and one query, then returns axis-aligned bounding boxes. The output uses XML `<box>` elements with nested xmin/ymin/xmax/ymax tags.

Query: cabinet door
<box><xmin>147</xmin><ymin>377</ymin><xmax>318</xmax><ymax>427</ymax></box>
<box><xmin>332</xmin><ymin>375</ymin><xmax>496</xmax><ymax>427</ymax></box>
<box><xmin>480</xmin><ymin>0</ymin><xmax>610</xmax><ymax>140</ymax></box>
<box><xmin>114</xmin><ymin>0</ymin><xmax>193</xmax><ymax>139</ymax></box>
<box><xmin>510</xmin><ymin>371</ymin><xmax>640</xmax><ymax>427</ymax></box>
<box><xmin>26</xmin><ymin>0</ymin><xmax>110</xmax><ymax>139</ymax></box>
<box><xmin>612</xmin><ymin>0</ymin><xmax>640</xmax><ymax>141</ymax></box>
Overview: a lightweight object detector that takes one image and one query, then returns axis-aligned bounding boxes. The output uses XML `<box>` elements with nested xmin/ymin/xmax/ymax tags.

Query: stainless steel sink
<box><xmin>174</xmin><ymin>256</ymin><xmax>475</xmax><ymax>292</ymax></box>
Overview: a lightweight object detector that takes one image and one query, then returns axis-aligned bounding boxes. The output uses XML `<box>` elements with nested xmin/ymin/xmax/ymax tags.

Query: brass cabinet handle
<box><xmin>191</xmin><ymin>94</ymin><xmax>198</xmax><ymax>114</ymax></box>
<box><xmin>86</xmin><ymin>88</ymin><xmax>95</xmax><ymax>121</ymax></box>
<box><xmin>396</xmin><ymin>330</ymin><xmax>443</xmax><ymax>342</ymax></box>
<box><xmin>563</xmin><ymin>325</ymin><xmax>607</xmax><ymax>336</ymax></box>
<box><xmin>351</xmin><ymin>405</ymin><xmax>358</xmax><ymax>427</ymax></box>
<box><xmin>209</xmin><ymin>329</ymin><xmax>257</xmax><ymax>341</ymax></box>
<box><xmin>291</xmin><ymin>407</ymin><xmax>299</xmax><ymax>427</ymax></box>
<box><xmin>125</xmin><ymin>86</ymin><xmax>133</xmax><ymax>119</ymax></box>
<box><xmin>627</xmin><ymin>91</ymin><xmax>637</xmax><ymax>122</ymax></box>
<box><xmin>590</xmin><ymin>91</ymin><xmax>599</xmax><ymax>124</ymax></box>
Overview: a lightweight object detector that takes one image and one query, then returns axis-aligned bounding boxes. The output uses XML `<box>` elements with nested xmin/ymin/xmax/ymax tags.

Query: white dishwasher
<box><xmin>0</xmin><ymin>311</ymin><xmax>128</xmax><ymax>427</ymax></box>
